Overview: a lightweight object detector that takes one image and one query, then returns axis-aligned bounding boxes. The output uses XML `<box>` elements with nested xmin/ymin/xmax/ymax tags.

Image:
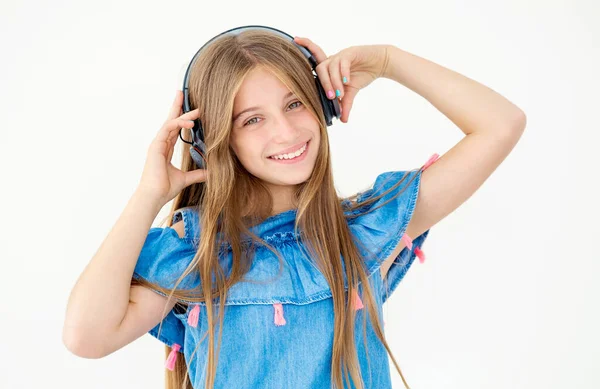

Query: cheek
<box><xmin>309</xmin><ymin>127</ymin><xmax>321</xmax><ymax>149</ymax></box>
<box><xmin>231</xmin><ymin>134</ymin><xmax>264</xmax><ymax>163</ymax></box>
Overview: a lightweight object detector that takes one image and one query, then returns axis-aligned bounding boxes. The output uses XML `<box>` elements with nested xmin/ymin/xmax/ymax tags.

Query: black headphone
<box><xmin>178</xmin><ymin>25</ymin><xmax>341</xmax><ymax>169</ymax></box>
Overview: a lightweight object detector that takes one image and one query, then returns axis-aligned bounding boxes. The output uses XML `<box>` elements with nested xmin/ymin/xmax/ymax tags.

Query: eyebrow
<box><xmin>232</xmin><ymin>91</ymin><xmax>295</xmax><ymax>123</ymax></box>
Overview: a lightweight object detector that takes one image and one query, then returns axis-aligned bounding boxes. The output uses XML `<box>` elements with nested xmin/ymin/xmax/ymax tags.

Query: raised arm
<box><xmin>63</xmin><ymin>90</ymin><xmax>207</xmax><ymax>357</ymax></box>
<box><xmin>380</xmin><ymin>45</ymin><xmax>526</xmax><ymax>278</ymax></box>
<box><xmin>62</xmin><ymin>190</ymin><xmax>181</xmax><ymax>358</ymax></box>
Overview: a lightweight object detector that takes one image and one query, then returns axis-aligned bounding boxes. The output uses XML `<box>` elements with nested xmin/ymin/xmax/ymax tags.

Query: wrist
<box><xmin>380</xmin><ymin>45</ymin><xmax>409</xmax><ymax>82</ymax></box>
<box><xmin>379</xmin><ymin>44</ymin><xmax>394</xmax><ymax>80</ymax></box>
<box><xmin>131</xmin><ymin>187</ymin><xmax>165</xmax><ymax>215</ymax></box>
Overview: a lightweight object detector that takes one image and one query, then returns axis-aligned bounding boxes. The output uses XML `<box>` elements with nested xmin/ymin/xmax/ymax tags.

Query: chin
<box><xmin>264</xmin><ymin>170</ymin><xmax>313</xmax><ymax>186</ymax></box>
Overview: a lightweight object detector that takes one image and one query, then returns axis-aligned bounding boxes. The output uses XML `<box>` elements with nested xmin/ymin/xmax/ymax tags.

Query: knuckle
<box><xmin>315</xmin><ymin>67</ymin><xmax>327</xmax><ymax>80</ymax></box>
<box><xmin>167</xmin><ymin>118</ymin><xmax>178</xmax><ymax>128</ymax></box>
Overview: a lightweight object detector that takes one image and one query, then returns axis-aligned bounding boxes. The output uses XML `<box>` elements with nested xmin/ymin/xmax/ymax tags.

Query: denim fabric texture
<box><xmin>132</xmin><ymin>169</ymin><xmax>430</xmax><ymax>389</ymax></box>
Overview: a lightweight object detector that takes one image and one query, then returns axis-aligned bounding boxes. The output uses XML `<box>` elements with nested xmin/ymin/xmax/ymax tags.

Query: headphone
<box><xmin>178</xmin><ymin>25</ymin><xmax>341</xmax><ymax>169</ymax></box>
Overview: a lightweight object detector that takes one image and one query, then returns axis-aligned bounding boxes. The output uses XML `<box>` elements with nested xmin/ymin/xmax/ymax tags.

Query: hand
<box><xmin>293</xmin><ymin>37</ymin><xmax>390</xmax><ymax>123</ymax></box>
<box><xmin>136</xmin><ymin>90</ymin><xmax>208</xmax><ymax>206</ymax></box>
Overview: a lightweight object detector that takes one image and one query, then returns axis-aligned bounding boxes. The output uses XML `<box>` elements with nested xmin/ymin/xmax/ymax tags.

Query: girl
<box><xmin>63</xmin><ymin>28</ymin><xmax>526</xmax><ymax>389</ymax></box>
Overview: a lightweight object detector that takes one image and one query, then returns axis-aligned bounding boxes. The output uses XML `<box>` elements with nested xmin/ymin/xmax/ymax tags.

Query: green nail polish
<box><xmin>335</xmin><ymin>89</ymin><xmax>340</xmax><ymax>97</ymax></box>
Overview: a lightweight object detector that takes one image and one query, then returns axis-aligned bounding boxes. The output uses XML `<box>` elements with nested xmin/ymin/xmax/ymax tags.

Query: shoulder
<box><xmin>171</xmin><ymin>207</ymin><xmax>201</xmax><ymax>245</ymax></box>
<box><xmin>345</xmin><ymin>170</ymin><xmax>422</xmax><ymax>223</ymax></box>
<box><xmin>345</xmin><ymin>170</ymin><xmax>427</xmax><ymax>267</ymax></box>
<box><xmin>131</xmin><ymin>208</ymin><xmax>201</xmax><ymax>293</ymax></box>
<box><xmin>342</xmin><ymin>168</ymin><xmax>432</xmax><ymax>302</ymax></box>
<box><xmin>171</xmin><ymin>219</ymin><xmax>185</xmax><ymax>239</ymax></box>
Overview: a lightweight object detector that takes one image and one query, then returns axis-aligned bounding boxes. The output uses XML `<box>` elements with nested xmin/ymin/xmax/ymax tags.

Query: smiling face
<box><xmin>230</xmin><ymin>67</ymin><xmax>321</xmax><ymax>190</ymax></box>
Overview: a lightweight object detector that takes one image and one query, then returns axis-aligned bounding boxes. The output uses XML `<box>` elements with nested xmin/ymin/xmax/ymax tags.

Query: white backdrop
<box><xmin>1</xmin><ymin>0</ymin><xmax>597</xmax><ymax>388</ymax></box>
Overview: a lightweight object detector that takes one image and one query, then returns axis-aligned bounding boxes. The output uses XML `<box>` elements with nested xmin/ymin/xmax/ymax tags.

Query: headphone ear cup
<box><xmin>191</xmin><ymin>119</ymin><xmax>204</xmax><ymax>144</ymax></box>
<box><xmin>314</xmin><ymin>76</ymin><xmax>341</xmax><ymax>126</ymax></box>
<box><xmin>330</xmin><ymin>94</ymin><xmax>341</xmax><ymax>122</ymax></box>
<box><xmin>189</xmin><ymin>141</ymin><xmax>207</xmax><ymax>169</ymax></box>
<box><xmin>188</xmin><ymin>119</ymin><xmax>207</xmax><ymax>169</ymax></box>
<box><xmin>315</xmin><ymin>77</ymin><xmax>333</xmax><ymax>126</ymax></box>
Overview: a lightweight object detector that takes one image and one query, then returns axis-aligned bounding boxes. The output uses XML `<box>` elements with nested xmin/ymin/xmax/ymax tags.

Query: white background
<box><xmin>1</xmin><ymin>0</ymin><xmax>597</xmax><ymax>388</ymax></box>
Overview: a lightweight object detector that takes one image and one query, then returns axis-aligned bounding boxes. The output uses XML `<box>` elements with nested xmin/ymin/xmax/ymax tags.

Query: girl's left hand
<box><xmin>293</xmin><ymin>37</ymin><xmax>390</xmax><ymax>123</ymax></box>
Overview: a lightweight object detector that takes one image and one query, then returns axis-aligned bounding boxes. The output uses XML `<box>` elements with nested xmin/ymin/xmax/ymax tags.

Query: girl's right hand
<box><xmin>136</xmin><ymin>90</ymin><xmax>208</xmax><ymax>206</ymax></box>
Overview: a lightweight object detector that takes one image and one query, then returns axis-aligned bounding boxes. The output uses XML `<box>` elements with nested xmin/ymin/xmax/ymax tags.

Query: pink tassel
<box><xmin>422</xmin><ymin>153</ymin><xmax>439</xmax><ymax>171</ymax></box>
<box><xmin>401</xmin><ymin>233</ymin><xmax>413</xmax><ymax>250</ymax></box>
<box><xmin>273</xmin><ymin>303</ymin><xmax>286</xmax><ymax>326</ymax></box>
<box><xmin>165</xmin><ymin>343</ymin><xmax>181</xmax><ymax>371</ymax></box>
<box><xmin>352</xmin><ymin>290</ymin><xmax>364</xmax><ymax>310</ymax></box>
<box><xmin>414</xmin><ymin>246</ymin><xmax>426</xmax><ymax>264</ymax></box>
<box><xmin>187</xmin><ymin>304</ymin><xmax>200</xmax><ymax>328</ymax></box>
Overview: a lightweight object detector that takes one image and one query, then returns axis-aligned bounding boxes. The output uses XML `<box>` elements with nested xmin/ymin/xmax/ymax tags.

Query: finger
<box><xmin>178</xmin><ymin>108</ymin><xmax>200</xmax><ymax>121</ymax></box>
<box><xmin>293</xmin><ymin>37</ymin><xmax>327</xmax><ymax>64</ymax></box>
<box><xmin>166</xmin><ymin>130</ymin><xmax>177</xmax><ymax>163</ymax></box>
<box><xmin>314</xmin><ymin>61</ymin><xmax>336</xmax><ymax>101</ymax></box>
<box><xmin>184</xmin><ymin>168</ymin><xmax>209</xmax><ymax>187</ymax></box>
<box><xmin>167</xmin><ymin>135</ymin><xmax>179</xmax><ymax>164</ymax></box>
<box><xmin>156</xmin><ymin>117</ymin><xmax>195</xmax><ymax>143</ymax></box>
<box><xmin>168</xmin><ymin>90</ymin><xmax>184</xmax><ymax>120</ymax></box>
<box><xmin>327</xmin><ymin>57</ymin><xmax>344</xmax><ymax>100</ymax></box>
<box><xmin>339</xmin><ymin>57</ymin><xmax>350</xmax><ymax>86</ymax></box>
<box><xmin>339</xmin><ymin>86</ymin><xmax>358</xmax><ymax>123</ymax></box>
<box><xmin>166</xmin><ymin>122</ymin><xmax>191</xmax><ymax>163</ymax></box>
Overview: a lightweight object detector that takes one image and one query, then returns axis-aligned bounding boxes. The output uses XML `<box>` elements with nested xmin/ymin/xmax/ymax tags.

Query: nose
<box><xmin>271</xmin><ymin>114</ymin><xmax>301</xmax><ymax>144</ymax></box>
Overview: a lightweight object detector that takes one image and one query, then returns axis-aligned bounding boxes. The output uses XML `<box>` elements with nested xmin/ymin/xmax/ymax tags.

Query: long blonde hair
<box><xmin>132</xmin><ymin>29</ymin><xmax>416</xmax><ymax>389</ymax></box>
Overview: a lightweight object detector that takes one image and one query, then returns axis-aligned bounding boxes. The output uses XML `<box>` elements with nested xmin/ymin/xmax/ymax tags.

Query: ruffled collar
<box><xmin>220</xmin><ymin>201</ymin><xmax>356</xmax><ymax>250</ymax></box>
<box><xmin>247</xmin><ymin>208</ymin><xmax>299</xmax><ymax>238</ymax></box>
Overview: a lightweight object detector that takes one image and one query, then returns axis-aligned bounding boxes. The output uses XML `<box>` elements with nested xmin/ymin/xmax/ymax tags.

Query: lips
<box><xmin>268</xmin><ymin>141</ymin><xmax>309</xmax><ymax>158</ymax></box>
<box><xmin>267</xmin><ymin>139</ymin><xmax>310</xmax><ymax>164</ymax></box>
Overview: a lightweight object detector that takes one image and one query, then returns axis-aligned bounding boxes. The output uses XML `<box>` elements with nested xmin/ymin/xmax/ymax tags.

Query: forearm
<box><xmin>381</xmin><ymin>45</ymin><xmax>526</xmax><ymax>135</ymax></box>
<box><xmin>63</xmin><ymin>189</ymin><xmax>163</xmax><ymax>342</ymax></box>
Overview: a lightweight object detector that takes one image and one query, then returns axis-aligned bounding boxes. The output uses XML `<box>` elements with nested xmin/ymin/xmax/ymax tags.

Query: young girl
<box><xmin>63</xmin><ymin>27</ymin><xmax>526</xmax><ymax>389</ymax></box>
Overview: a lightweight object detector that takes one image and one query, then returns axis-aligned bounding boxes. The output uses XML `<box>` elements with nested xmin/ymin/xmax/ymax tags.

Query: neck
<box><xmin>267</xmin><ymin>183</ymin><xmax>298</xmax><ymax>216</ymax></box>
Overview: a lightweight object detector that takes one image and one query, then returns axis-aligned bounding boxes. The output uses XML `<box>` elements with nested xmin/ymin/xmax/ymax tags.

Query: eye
<box><xmin>288</xmin><ymin>100</ymin><xmax>302</xmax><ymax>110</ymax></box>
<box><xmin>242</xmin><ymin>100</ymin><xmax>304</xmax><ymax>127</ymax></box>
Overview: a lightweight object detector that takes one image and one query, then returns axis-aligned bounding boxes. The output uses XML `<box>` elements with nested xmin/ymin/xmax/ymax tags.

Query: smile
<box><xmin>268</xmin><ymin>141</ymin><xmax>308</xmax><ymax>160</ymax></box>
<box><xmin>267</xmin><ymin>140</ymin><xmax>310</xmax><ymax>164</ymax></box>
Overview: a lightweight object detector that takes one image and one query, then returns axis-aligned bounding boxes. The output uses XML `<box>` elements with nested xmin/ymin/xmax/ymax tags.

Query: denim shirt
<box><xmin>132</xmin><ymin>165</ymin><xmax>434</xmax><ymax>389</ymax></box>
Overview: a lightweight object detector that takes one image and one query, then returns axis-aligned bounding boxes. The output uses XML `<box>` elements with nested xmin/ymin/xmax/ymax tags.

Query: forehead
<box><xmin>233</xmin><ymin>67</ymin><xmax>291</xmax><ymax>107</ymax></box>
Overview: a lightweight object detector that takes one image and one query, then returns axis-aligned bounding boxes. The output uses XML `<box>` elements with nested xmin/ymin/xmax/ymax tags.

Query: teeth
<box><xmin>270</xmin><ymin>142</ymin><xmax>307</xmax><ymax>160</ymax></box>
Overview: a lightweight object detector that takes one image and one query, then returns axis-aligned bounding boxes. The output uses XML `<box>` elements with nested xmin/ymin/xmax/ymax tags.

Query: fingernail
<box><xmin>343</xmin><ymin>77</ymin><xmax>347</xmax><ymax>84</ymax></box>
<box><xmin>327</xmin><ymin>90</ymin><xmax>334</xmax><ymax>99</ymax></box>
<box><xmin>335</xmin><ymin>89</ymin><xmax>341</xmax><ymax>97</ymax></box>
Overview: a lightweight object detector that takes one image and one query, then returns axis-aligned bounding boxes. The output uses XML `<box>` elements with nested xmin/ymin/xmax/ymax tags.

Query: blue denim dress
<box><xmin>132</xmin><ymin>162</ymin><xmax>435</xmax><ymax>389</ymax></box>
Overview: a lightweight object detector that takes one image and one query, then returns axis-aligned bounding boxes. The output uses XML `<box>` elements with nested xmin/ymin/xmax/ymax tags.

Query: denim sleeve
<box><xmin>131</xmin><ymin>208</ymin><xmax>200</xmax><ymax>351</ymax></box>
<box><xmin>348</xmin><ymin>170</ymin><xmax>430</xmax><ymax>303</ymax></box>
